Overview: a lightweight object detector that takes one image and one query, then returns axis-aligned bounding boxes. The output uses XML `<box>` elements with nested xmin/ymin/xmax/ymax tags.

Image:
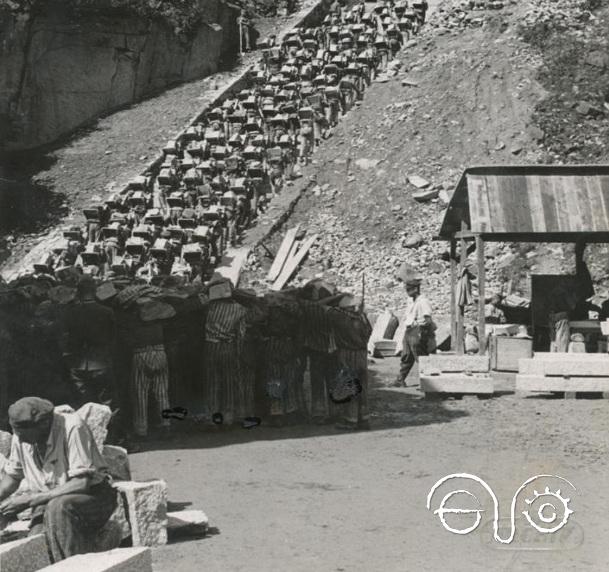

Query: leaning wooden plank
<box><xmin>420</xmin><ymin>375</ymin><xmax>494</xmax><ymax>394</ymax></box>
<box><xmin>271</xmin><ymin>234</ymin><xmax>318</xmax><ymax>291</ymax></box>
<box><xmin>518</xmin><ymin>357</ymin><xmax>609</xmax><ymax>376</ymax></box>
<box><xmin>516</xmin><ymin>374</ymin><xmax>609</xmax><ymax>393</ymax></box>
<box><xmin>420</xmin><ymin>354</ymin><xmax>490</xmax><ymax>375</ymax></box>
<box><xmin>266</xmin><ymin>224</ymin><xmax>301</xmax><ymax>282</ymax></box>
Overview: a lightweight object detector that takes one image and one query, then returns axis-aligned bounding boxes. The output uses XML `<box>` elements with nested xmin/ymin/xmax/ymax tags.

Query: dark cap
<box><xmin>8</xmin><ymin>397</ymin><xmax>54</xmax><ymax>428</ymax></box>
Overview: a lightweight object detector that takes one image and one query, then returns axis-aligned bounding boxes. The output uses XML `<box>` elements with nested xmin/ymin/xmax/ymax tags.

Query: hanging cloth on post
<box><xmin>456</xmin><ymin>266</ymin><xmax>473</xmax><ymax>307</ymax></box>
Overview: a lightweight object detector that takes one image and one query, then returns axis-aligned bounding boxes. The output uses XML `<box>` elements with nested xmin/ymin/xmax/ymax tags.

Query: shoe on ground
<box><xmin>392</xmin><ymin>377</ymin><xmax>406</xmax><ymax>388</ymax></box>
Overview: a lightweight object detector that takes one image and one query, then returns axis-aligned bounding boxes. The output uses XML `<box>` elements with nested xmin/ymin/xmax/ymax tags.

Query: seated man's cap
<box><xmin>8</xmin><ymin>397</ymin><xmax>54</xmax><ymax>428</ymax></box>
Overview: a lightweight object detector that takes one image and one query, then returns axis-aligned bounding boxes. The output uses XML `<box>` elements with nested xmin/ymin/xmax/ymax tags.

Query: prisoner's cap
<box><xmin>8</xmin><ymin>397</ymin><xmax>54</xmax><ymax>429</ymax></box>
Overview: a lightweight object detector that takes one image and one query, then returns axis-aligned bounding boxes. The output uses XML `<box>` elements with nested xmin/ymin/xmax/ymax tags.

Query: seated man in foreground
<box><xmin>0</xmin><ymin>397</ymin><xmax>117</xmax><ymax>562</ymax></box>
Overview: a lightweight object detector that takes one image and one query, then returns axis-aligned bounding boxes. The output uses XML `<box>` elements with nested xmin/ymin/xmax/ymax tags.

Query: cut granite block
<box><xmin>0</xmin><ymin>534</ymin><xmax>50</xmax><ymax>572</ymax></box>
<box><xmin>76</xmin><ymin>403</ymin><xmax>112</xmax><ymax>450</ymax></box>
<box><xmin>102</xmin><ymin>445</ymin><xmax>131</xmax><ymax>481</ymax></box>
<box><xmin>39</xmin><ymin>547</ymin><xmax>152</xmax><ymax>571</ymax></box>
<box><xmin>115</xmin><ymin>480</ymin><xmax>168</xmax><ymax>546</ymax></box>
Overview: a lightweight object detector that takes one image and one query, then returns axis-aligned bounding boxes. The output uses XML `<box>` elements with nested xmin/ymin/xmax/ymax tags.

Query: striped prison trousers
<box><xmin>204</xmin><ymin>341</ymin><xmax>240</xmax><ymax>424</ymax></box>
<box><xmin>132</xmin><ymin>344</ymin><xmax>170</xmax><ymax>436</ymax></box>
<box><xmin>265</xmin><ymin>337</ymin><xmax>305</xmax><ymax>417</ymax></box>
<box><xmin>334</xmin><ymin>348</ymin><xmax>369</xmax><ymax>426</ymax></box>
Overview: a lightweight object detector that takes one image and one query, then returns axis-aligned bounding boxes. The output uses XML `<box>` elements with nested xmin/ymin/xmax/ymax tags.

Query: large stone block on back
<box><xmin>115</xmin><ymin>480</ymin><xmax>168</xmax><ymax>546</ymax></box>
<box><xmin>0</xmin><ymin>534</ymin><xmax>51</xmax><ymax>572</ymax></box>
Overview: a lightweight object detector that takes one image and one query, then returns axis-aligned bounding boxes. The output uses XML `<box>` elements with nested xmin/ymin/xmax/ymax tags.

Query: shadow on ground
<box><xmin>132</xmin><ymin>357</ymin><xmax>470</xmax><ymax>453</ymax></box>
<box><xmin>0</xmin><ymin>151</ymin><xmax>66</xmax><ymax>235</ymax></box>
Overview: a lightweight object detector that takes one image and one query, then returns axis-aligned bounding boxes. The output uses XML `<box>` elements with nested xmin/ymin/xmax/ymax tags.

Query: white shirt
<box><xmin>404</xmin><ymin>295</ymin><xmax>433</xmax><ymax>327</ymax></box>
<box><xmin>4</xmin><ymin>412</ymin><xmax>109</xmax><ymax>492</ymax></box>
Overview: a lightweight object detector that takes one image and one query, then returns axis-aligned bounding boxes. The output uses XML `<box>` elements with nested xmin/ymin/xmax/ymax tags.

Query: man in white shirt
<box><xmin>0</xmin><ymin>397</ymin><xmax>117</xmax><ymax>562</ymax></box>
<box><xmin>393</xmin><ymin>276</ymin><xmax>436</xmax><ymax>387</ymax></box>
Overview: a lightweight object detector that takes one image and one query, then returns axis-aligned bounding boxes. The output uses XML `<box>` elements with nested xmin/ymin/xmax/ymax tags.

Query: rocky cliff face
<box><xmin>0</xmin><ymin>0</ymin><xmax>238</xmax><ymax>150</ymax></box>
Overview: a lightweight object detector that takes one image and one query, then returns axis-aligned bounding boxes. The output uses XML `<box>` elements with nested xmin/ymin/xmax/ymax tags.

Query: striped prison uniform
<box><xmin>132</xmin><ymin>344</ymin><xmax>170</xmax><ymax>436</ymax></box>
<box><xmin>265</xmin><ymin>337</ymin><xmax>305</xmax><ymax>416</ymax></box>
<box><xmin>204</xmin><ymin>300</ymin><xmax>248</xmax><ymax>424</ymax></box>
<box><xmin>330</xmin><ymin>307</ymin><xmax>373</xmax><ymax>425</ymax></box>
<box><xmin>263</xmin><ymin>296</ymin><xmax>305</xmax><ymax>417</ymax></box>
<box><xmin>299</xmin><ymin>300</ymin><xmax>338</xmax><ymax>420</ymax></box>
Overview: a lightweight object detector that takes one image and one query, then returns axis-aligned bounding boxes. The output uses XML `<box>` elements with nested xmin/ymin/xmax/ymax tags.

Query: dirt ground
<box><xmin>132</xmin><ymin>359</ymin><xmax>609</xmax><ymax>572</ymax></box>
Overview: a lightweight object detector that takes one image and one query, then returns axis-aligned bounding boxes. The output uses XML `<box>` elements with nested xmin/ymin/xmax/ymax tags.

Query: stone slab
<box><xmin>102</xmin><ymin>445</ymin><xmax>131</xmax><ymax>481</ymax></box>
<box><xmin>76</xmin><ymin>403</ymin><xmax>112</xmax><ymax>451</ymax></box>
<box><xmin>167</xmin><ymin>510</ymin><xmax>209</xmax><ymax>530</ymax></box>
<box><xmin>115</xmin><ymin>480</ymin><xmax>167</xmax><ymax>546</ymax></box>
<box><xmin>420</xmin><ymin>354</ymin><xmax>490</xmax><ymax>375</ymax></box>
<box><xmin>370</xmin><ymin>311</ymin><xmax>399</xmax><ymax>343</ymax></box>
<box><xmin>420</xmin><ymin>375</ymin><xmax>494</xmax><ymax>394</ymax></box>
<box><xmin>516</xmin><ymin>375</ymin><xmax>609</xmax><ymax>393</ymax></box>
<box><xmin>0</xmin><ymin>517</ymin><xmax>30</xmax><ymax>540</ymax></box>
<box><xmin>0</xmin><ymin>534</ymin><xmax>51</xmax><ymax>572</ymax></box>
<box><xmin>39</xmin><ymin>547</ymin><xmax>152</xmax><ymax>571</ymax></box>
<box><xmin>518</xmin><ymin>357</ymin><xmax>609</xmax><ymax>377</ymax></box>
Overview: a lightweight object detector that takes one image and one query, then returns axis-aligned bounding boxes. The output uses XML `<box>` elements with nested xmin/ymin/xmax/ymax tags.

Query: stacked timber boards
<box><xmin>419</xmin><ymin>354</ymin><xmax>494</xmax><ymax>395</ymax></box>
<box><xmin>516</xmin><ymin>353</ymin><xmax>609</xmax><ymax>393</ymax></box>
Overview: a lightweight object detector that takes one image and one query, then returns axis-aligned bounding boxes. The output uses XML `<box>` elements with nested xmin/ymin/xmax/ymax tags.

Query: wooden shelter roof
<box><xmin>438</xmin><ymin>165</ymin><xmax>609</xmax><ymax>242</ymax></box>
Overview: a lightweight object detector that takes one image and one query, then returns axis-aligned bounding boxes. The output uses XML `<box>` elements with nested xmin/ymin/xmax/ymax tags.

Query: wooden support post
<box><xmin>456</xmin><ymin>222</ymin><xmax>467</xmax><ymax>355</ymax></box>
<box><xmin>476</xmin><ymin>235</ymin><xmax>486</xmax><ymax>354</ymax></box>
<box><xmin>450</xmin><ymin>239</ymin><xmax>457</xmax><ymax>351</ymax></box>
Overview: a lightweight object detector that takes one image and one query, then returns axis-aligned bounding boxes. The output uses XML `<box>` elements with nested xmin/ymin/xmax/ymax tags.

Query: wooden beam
<box><xmin>517</xmin><ymin>374</ymin><xmax>609</xmax><ymax>393</ymax></box>
<box><xmin>454</xmin><ymin>231</ymin><xmax>480</xmax><ymax>240</ymax></box>
<box><xmin>518</xmin><ymin>357</ymin><xmax>609</xmax><ymax>376</ymax></box>
<box><xmin>266</xmin><ymin>224</ymin><xmax>300</xmax><ymax>282</ymax></box>
<box><xmin>271</xmin><ymin>234</ymin><xmax>318</xmax><ymax>291</ymax></box>
<box><xmin>476</xmin><ymin>235</ymin><xmax>486</xmax><ymax>354</ymax></box>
